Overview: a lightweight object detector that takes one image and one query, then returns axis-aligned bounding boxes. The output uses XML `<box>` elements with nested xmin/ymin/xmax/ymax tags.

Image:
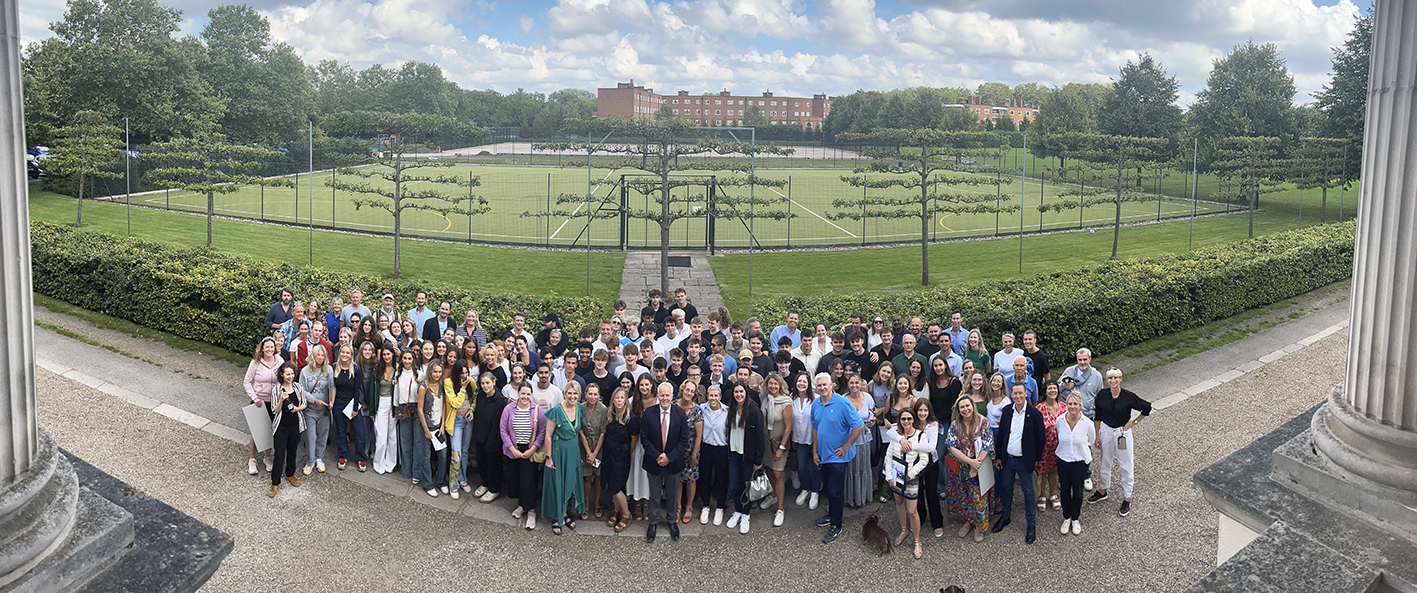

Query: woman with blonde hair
<box><xmin>600</xmin><ymin>388</ymin><xmax>639</xmax><ymax>532</ymax></box>
<box><xmin>542</xmin><ymin>381</ymin><xmax>586</xmax><ymax>534</ymax></box>
<box><xmin>299</xmin><ymin>344</ymin><xmax>334</xmax><ymax>476</ymax></box>
<box><xmin>962</xmin><ymin>329</ymin><xmax>991</xmax><ymax>379</ymax></box>
<box><xmin>944</xmin><ymin>396</ymin><xmax>995</xmax><ymax>542</ymax></box>
<box><xmin>243</xmin><ymin>337</ymin><xmax>282</xmax><ymax>475</ymax></box>
<box><xmin>759</xmin><ymin>372</ymin><xmax>793</xmax><ymax>526</ymax></box>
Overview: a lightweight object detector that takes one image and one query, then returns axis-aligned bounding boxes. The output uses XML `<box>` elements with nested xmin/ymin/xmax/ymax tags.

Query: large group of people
<box><xmin>245</xmin><ymin>287</ymin><xmax>1153</xmax><ymax>550</ymax></box>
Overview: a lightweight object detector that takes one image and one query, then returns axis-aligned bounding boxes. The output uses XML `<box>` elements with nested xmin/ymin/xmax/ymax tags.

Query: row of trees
<box><xmin>23</xmin><ymin>0</ymin><xmax>595</xmax><ymax>147</ymax></box>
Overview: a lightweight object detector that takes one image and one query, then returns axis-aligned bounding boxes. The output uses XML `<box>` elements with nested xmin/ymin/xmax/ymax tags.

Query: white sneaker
<box><xmin>450</xmin><ymin>490</ymin><xmax>459</xmax><ymax>500</ymax></box>
<box><xmin>726</xmin><ymin>512</ymin><xmax>741</xmax><ymax>529</ymax></box>
<box><xmin>473</xmin><ymin>486</ymin><xmax>489</xmax><ymax>498</ymax></box>
<box><xmin>440</xmin><ymin>486</ymin><xmax>450</xmax><ymax>495</ymax></box>
<box><xmin>425</xmin><ymin>488</ymin><xmax>437</xmax><ymax>497</ymax></box>
<box><xmin>264</xmin><ymin>457</ymin><xmax>274</xmax><ymax>472</ymax></box>
<box><xmin>479</xmin><ymin>491</ymin><xmax>499</xmax><ymax>503</ymax></box>
<box><xmin>1072</xmin><ymin>519</ymin><xmax>1082</xmax><ymax>535</ymax></box>
<box><xmin>809</xmin><ymin>492</ymin><xmax>819</xmax><ymax>510</ymax></box>
<box><xmin>1061</xmin><ymin>519</ymin><xmax>1071</xmax><ymax>535</ymax></box>
<box><xmin>759</xmin><ymin>495</ymin><xmax>777</xmax><ymax>510</ymax></box>
<box><xmin>1084</xmin><ymin>478</ymin><xmax>1093</xmax><ymax>491</ymax></box>
<box><xmin>525</xmin><ymin>510</ymin><xmax>536</xmax><ymax>530</ymax></box>
<box><xmin>247</xmin><ymin>458</ymin><xmax>258</xmax><ymax>475</ymax></box>
<box><xmin>739</xmin><ymin>514</ymin><xmax>751</xmax><ymax>534</ymax></box>
<box><xmin>791</xmin><ymin>473</ymin><xmax>801</xmax><ymax>490</ymax></box>
<box><xmin>512</xmin><ymin>506</ymin><xmax>525</xmax><ymax>520</ymax></box>
<box><xmin>315</xmin><ymin>459</ymin><xmax>326</xmax><ymax>473</ymax></box>
<box><xmin>302</xmin><ymin>463</ymin><xmax>314</xmax><ymax>476</ymax></box>
<box><xmin>957</xmin><ymin>523</ymin><xmax>972</xmax><ymax>538</ymax></box>
<box><xmin>773</xmin><ymin>509</ymin><xmax>784</xmax><ymax>527</ymax></box>
<box><xmin>700</xmin><ymin>507</ymin><xmax>711</xmax><ymax>525</ymax></box>
<box><xmin>795</xmin><ymin>490</ymin><xmax>810</xmax><ymax>506</ymax></box>
<box><xmin>713</xmin><ymin>508</ymin><xmax>724</xmax><ymax>525</ymax></box>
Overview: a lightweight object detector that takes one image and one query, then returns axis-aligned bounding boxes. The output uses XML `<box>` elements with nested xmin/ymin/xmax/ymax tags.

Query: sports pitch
<box><xmin>140</xmin><ymin>163</ymin><xmax>1225</xmax><ymax>249</ymax></box>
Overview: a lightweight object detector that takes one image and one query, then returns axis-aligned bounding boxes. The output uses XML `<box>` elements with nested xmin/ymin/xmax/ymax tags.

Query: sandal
<box><xmin>681</xmin><ymin>509</ymin><xmax>692</xmax><ymax>524</ymax></box>
<box><xmin>552</xmin><ymin>525</ymin><xmax>562</xmax><ymax>535</ymax></box>
<box><xmin>614</xmin><ymin>517</ymin><xmax>629</xmax><ymax>533</ymax></box>
<box><xmin>913</xmin><ymin>541</ymin><xmax>922</xmax><ymax>559</ymax></box>
<box><xmin>893</xmin><ymin>531</ymin><xmax>908</xmax><ymax>547</ymax></box>
<box><xmin>566</xmin><ymin>518</ymin><xmax>577</xmax><ymax>530</ymax></box>
<box><xmin>595</xmin><ymin>508</ymin><xmax>604</xmax><ymax>519</ymax></box>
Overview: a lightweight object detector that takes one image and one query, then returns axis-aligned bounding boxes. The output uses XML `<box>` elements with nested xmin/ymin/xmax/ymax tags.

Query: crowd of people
<box><xmin>244</xmin><ymin>287</ymin><xmax>1153</xmax><ymax>550</ymax></box>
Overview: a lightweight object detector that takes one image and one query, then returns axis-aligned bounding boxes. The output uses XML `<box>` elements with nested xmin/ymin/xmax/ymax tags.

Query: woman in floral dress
<box><xmin>1035</xmin><ymin>381</ymin><xmax>1067</xmax><ymax>512</ymax></box>
<box><xmin>944</xmin><ymin>396</ymin><xmax>995</xmax><ymax>543</ymax></box>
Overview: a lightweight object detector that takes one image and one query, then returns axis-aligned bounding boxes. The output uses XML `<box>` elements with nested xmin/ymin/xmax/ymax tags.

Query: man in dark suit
<box><xmin>992</xmin><ymin>383</ymin><xmax>1047</xmax><ymax>543</ymax></box>
<box><xmin>421</xmin><ymin>301</ymin><xmax>454</xmax><ymax>342</ymax></box>
<box><xmin>640</xmin><ymin>381</ymin><xmax>690</xmax><ymax>542</ymax></box>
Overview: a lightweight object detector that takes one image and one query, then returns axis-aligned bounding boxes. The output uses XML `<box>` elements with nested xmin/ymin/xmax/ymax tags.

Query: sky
<box><xmin>19</xmin><ymin>0</ymin><xmax>1365</xmax><ymax>107</ymax></box>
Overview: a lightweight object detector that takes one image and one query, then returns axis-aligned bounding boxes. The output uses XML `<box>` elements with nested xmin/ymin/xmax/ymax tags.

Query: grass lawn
<box><xmin>709</xmin><ymin>178</ymin><xmax>1356</xmax><ymax>320</ymax></box>
<box><xmin>29</xmin><ymin>183</ymin><xmax>626</xmax><ymax>308</ymax></box>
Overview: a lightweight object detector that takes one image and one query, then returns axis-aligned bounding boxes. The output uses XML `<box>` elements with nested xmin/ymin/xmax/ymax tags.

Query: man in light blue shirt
<box><xmin>928</xmin><ymin>332</ymin><xmax>964</xmax><ymax>377</ymax></box>
<box><xmin>405</xmin><ymin>291</ymin><xmax>434</xmax><ymax>333</ymax></box>
<box><xmin>768</xmin><ymin>310</ymin><xmax>802</xmax><ymax>354</ymax></box>
<box><xmin>1003</xmin><ymin>356</ymin><xmax>1039</xmax><ymax>404</ymax></box>
<box><xmin>944</xmin><ymin>311</ymin><xmax>968</xmax><ymax>358</ymax></box>
<box><xmin>810</xmin><ymin>372</ymin><xmax>863</xmax><ymax>544</ymax></box>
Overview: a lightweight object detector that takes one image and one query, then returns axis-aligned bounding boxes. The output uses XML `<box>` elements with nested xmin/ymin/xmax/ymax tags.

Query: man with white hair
<box><xmin>1061</xmin><ymin>348</ymin><xmax>1104</xmax><ymax>490</ymax></box>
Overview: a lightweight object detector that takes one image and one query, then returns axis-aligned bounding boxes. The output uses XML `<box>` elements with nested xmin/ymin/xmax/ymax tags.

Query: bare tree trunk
<box><xmin>1248</xmin><ymin>189</ymin><xmax>1256</xmax><ymax>239</ymax></box>
<box><xmin>394</xmin><ymin>175</ymin><xmax>403</xmax><ymax>280</ymax></box>
<box><xmin>1111</xmin><ymin>166</ymin><xmax>1121</xmax><ymax>260</ymax></box>
<box><xmin>1321</xmin><ymin>186</ymin><xmax>1328</xmax><ymax>223</ymax></box>
<box><xmin>75</xmin><ymin>175</ymin><xmax>84</xmax><ymax>227</ymax></box>
<box><xmin>920</xmin><ymin>184</ymin><xmax>929</xmax><ymax>286</ymax></box>
<box><xmin>206</xmin><ymin>190</ymin><xmax>214</xmax><ymax>247</ymax></box>
<box><xmin>660</xmin><ymin>176</ymin><xmax>670</xmax><ymax>297</ymax></box>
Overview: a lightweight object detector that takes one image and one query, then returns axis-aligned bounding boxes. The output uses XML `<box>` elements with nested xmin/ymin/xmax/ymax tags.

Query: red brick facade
<box><xmin>595</xmin><ymin>81</ymin><xmax>833</xmax><ymax>130</ymax></box>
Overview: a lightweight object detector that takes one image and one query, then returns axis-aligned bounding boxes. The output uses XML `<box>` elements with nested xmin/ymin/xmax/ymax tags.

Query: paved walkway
<box><xmin>619</xmin><ymin>251</ymin><xmax>725</xmax><ymax>313</ymax></box>
<box><xmin>30</xmin><ymin>290</ymin><xmax>1352</xmax><ymax>540</ymax></box>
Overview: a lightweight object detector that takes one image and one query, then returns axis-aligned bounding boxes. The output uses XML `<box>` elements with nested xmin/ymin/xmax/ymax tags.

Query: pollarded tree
<box><xmin>1210</xmin><ymin>136</ymin><xmax>1285</xmax><ymax>239</ymax></box>
<box><xmin>1189</xmin><ymin>41</ymin><xmax>1296</xmax><ymax>164</ymax></box>
<box><xmin>1036</xmin><ymin>134</ymin><xmax>1170</xmax><ymax>259</ymax></box>
<box><xmin>833</xmin><ymin>129</ymin><xmax>1015</xmax><ymax>286</ymax></box>
<box><xmin>1287</xmin><ymin>138</ymin><xmax>1348</xmax><ymax>224</ymax></box>
<box><xmin>538</xmin><ymin>117</ymin><xmax>791</xmax><ymax>294</ymax></box>
<box><xmin>145</xmin><ymin>132</ymin><xmax>285</xmax><ymax>247</ymax></box>
<box><xmin>326</xmin><ymin>112</ymin><xmax>490</xmax><ymax>279</ymax></box>
<box><xmin>46</xmin><ymin>110</ymin><xmax>124</xmax><ymax>227</ymax></box>
<box><xmin>1315</xmin><ymin>9</ymin><xmax>1371</xmax><ymax>180</ymax></box>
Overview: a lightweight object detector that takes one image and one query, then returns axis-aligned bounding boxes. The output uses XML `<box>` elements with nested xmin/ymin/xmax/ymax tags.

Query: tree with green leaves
<box><xmin>1036</xmin><ymin>134</ymin><xmax>1169</xmax><ymax>259</ymax></box>
<box><xmin>145</xmin><ymin>133</ymin><xmax>284</xmax><ymax>247</ymax></box>
<box><xmin>199</xmin><ymin>4</ymin><xmax>312</xmax><ymax>144</ymax></box>
<box><xmin>538</xmin><ymin>118</ymin><xmax>790</xmax><ymax>294</ymax></box>
<box><xmin>1315</xmin><ymin>9</ymin><xmax>1371</xmax><ymax>181</ymax></box>
<box><xmin>975</xmin><ymin>83</ymin><xmax>1012</xmax><ymax>107</ymax></box>
<box><xmin>1099</xmin><ymin>53</ymin><xmax>1183</xmax><ymax>185</ymax></box>
<box><xmin>46</xmin><ymin>110</ymin><xmax>125</xmax><ymax>227</ymax></box>
<box><xmin>1286</xmin><ymin>138</ymin><xmax>1348</xmax><ymax>224</ymax></box>
<box><xmin>833</xmin><ymin>129</ymin><xmax>1015</xmax><ymax>285</ymax></box>
<box><xmin>1032</xmin><ymin>83</ymin><xmax>1109</xmax><ymax>164</ymax></box>
<box><xmin>326</xmin><ymin>113</ymin><xmax>489</xmax><ymax>278</ymax></box>
<box><xmin>23</xmin><ymin>0</ymin><xmax>224</xmax><ymax>145</ymax></box>
<box><xmin>1210</xmin><ymin>136</ymin><xmax>1285</xmax><ymax>238</ymax></box>
<box><xmin>1189</xmin><ymin>42</ymin><xmax>1296</xmax><ymax>158</ymax></box>
<box><xmin>1010</xmin><ymin>83</ymin><xmax>1047</xmax><ymax>108</ymax></box>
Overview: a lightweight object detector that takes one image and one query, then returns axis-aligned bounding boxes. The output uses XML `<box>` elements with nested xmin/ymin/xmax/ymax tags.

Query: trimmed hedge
<box><xmin>753</xmin><ymin>221</ymin><xmax>1356</xmax><ymax>365</ymax></box>
<box><xmin>30</xmin><ymin>222</ymin><xmax>604</xmax><ymax>356</ymax></box>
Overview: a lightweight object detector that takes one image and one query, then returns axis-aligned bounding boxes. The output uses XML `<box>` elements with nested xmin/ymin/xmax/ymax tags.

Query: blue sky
<box><xmin>21</xmin><ymin>0</ymin><xmax>1364</xmax><ymax>107</ymax></box>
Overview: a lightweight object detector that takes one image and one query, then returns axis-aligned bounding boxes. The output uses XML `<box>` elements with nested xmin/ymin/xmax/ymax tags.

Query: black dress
<box><xmin>600</xmin><ymin>415</ymin><xmax>641</xmax><ymax>497</ymax></box>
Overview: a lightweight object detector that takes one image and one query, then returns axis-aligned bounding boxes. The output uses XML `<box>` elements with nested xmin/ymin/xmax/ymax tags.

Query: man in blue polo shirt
<box><xmin>768</xmin><ymin>310</ymin><xmax>801</xmax><ymax>353</ymax></box>
<box><xmin>811</xmin><ymin>372</ymin><xmax>863</xmax><ymax>544</ymax></box>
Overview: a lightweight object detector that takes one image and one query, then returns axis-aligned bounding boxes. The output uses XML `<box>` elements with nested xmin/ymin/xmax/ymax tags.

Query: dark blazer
<box><xmin>640</xmin><ymin>404</ymin><xmax>691</xmax><ymax>475</ymax></box>
<box><xmin>729</xmin><ymin>404</ymin><xmax>765</xmax><ymax>467</ymax></box>
<box><xmin>422</xmin><ymin>316</ymin><xmax>453</xmax><ymax>342</ymax></box>
<box><xmin>995</xmin><ymin>403</ymin><xmax>1047</xmax><ymax>467</ymax></box>
<box><xmin>471</xmin><ymin>383</ymin><xmax>507</xmax><ymax>444</ymax></box>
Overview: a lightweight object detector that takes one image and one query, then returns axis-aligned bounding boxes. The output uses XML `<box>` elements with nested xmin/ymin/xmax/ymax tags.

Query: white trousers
<box><xmin>1098</xmin><ymin>424</ymin><xmax>1135</xmax><ymax>498</ymax></box>
<box><xmin>372</xmin><ymin>396</ymin><xmax>398</xmax><ymax>474</ymax></box>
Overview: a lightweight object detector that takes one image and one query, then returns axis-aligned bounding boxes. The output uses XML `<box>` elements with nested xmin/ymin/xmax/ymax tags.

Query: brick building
<box><xmin>947</xmin><ymin>96</ymin><xmax>1038</xmax><ymax>125</ymax></box>
<box><xmin>595</xmin><ymin>81</ymin><xmax>833</xmax><ymax>130</ymax></box>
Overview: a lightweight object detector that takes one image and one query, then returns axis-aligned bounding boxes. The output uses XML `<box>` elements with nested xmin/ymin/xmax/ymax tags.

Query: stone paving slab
<box><xmin>619</xmin><ymin>251</ymin><xmax>725</xmax><ymax>314</ymax></box>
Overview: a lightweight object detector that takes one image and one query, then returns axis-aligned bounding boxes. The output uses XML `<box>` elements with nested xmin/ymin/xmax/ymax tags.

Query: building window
<box><xmin>715</xmin><ymin>100</ymin><xmax>721</xmax><ymax>105</ymax></box>
<box><xmin>715</xmin><ymin>110</ymin><xmax>721</xmax><ymax>115</ymax></box>
<box><xmin>673</xmin><ymin>99</ymin><xmax>679</xmax><ymax>104</ymax></box>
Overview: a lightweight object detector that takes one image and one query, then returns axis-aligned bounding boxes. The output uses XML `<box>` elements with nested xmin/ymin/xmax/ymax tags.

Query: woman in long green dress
<box><xmin>542</xmin><ymin>382</ymin><xmax>586</xmax><ymax>535</ymax></box>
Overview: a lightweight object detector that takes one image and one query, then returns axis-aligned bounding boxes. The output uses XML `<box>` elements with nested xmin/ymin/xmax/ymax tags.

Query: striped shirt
<box><xmin>512</xmin><ymin>407</ymin><xmax>533</xmax><ymax>445</ymax></box>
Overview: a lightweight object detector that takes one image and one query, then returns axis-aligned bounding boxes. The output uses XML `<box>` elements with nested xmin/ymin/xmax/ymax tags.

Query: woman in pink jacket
<box><xmin>243</xmin><ymin>336</ymin><xmax>283</xmax><ymax>475</ymax></box>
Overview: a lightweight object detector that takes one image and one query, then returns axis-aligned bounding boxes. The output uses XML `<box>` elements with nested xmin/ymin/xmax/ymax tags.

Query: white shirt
<box><xmin>1055</xmin><ymin>414</ymin><xmax>1095</xmax><ymax>464</ymax></box>
<box><xmin>1007</xmin><ymin>405</ymin><xmax>1025</xmax><ymax>457</ymax></box>
<box><xmin>700</xmin><ymin>403</ymin><xmax>728</xmax><ymax>446</ymax></box>
<box><xmin>994</xmin><ymin>348</ymin><xmax>1024</xmax><ymax>376</ymax></box>
<box><xmin>530</xmin><ymin>383</ymin><xmax>562</xmax><ymax>411</ymax></box>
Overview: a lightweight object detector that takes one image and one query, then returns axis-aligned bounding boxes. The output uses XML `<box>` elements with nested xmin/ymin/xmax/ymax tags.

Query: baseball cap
<box><xmin>738</xmin><ymin>349</ymin><xmax>754</xmax><ymax>360</ymax></box>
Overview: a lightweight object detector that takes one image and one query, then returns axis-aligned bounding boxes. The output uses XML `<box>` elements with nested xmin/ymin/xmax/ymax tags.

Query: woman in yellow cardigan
<box><xmin>444</xmin><ymin>363</ymin><xmax>473</xmax><ymax>499</ymax></box>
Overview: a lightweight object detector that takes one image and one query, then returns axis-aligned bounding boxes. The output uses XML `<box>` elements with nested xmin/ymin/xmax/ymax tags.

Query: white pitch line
<box><xmin>767</xmin><ymin>186</ymin><xmax>858</xmax><ymax>238</ymax></box>
<box><xmin>550</xmin><ymin>169</ymin><xmax>617</xmax><ymax>240</ymax></box>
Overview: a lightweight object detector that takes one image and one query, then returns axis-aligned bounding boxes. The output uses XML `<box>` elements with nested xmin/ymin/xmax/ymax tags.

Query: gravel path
<box><xmin>37</xmin><ymin>322</ymin><xmax>1348</xmax><ymax>593</ymax></box>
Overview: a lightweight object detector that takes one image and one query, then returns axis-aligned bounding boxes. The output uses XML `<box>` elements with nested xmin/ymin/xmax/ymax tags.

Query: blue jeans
<box><xmin>451</xmin><ymin>416</ymin><xmax>473</xmax><ymax>485</ymax></box>
<box><xmin>997</xmin><ymin>454</ymin><xmax>1037</xmax><ymax>526</ymax></box>
<box><xmin>821</xmin><ymin>462</ymin><xmax>847</xmax><ymax>529</ymax></box>
<box><xmin>795</xmin><ymin>442</ymin><xmax>820</xmax><ymax>492</ymax></box>
<box><xmin>397</xmin><ymin>417</ymin><xmax>419</xmax><ymax>479</ymax></box>
<box><xmin>727</xmin><ymin>451</ymin><xmax>754</xmax><ymax>514</ymax></box>
<box><xmin>332</xmin><ymin>398</ymin><xmax>368</xmax><ymax>462</ymax></box>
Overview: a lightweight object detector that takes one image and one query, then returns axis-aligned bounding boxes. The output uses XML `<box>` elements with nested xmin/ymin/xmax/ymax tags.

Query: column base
<box><xmin>0</xmin><ymin>430</ymin><xmax>133</xmax><ymax>593</ymax></box>
<box><xmin>1191</xmin><ymin>402</ymin><xmax>1417</xmax><ymax>592</ymax></box>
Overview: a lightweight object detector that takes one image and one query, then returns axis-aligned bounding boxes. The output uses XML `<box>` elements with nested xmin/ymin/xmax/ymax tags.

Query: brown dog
<box><xmin>862</xmin><ymin>514</ymin><xmax>892</xmax><ymax>556</ymax></box>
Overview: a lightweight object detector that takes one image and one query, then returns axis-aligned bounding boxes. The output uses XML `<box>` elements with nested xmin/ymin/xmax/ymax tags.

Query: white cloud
<box><xmin>20</xmin><ymin>0</ymin><xmax>1363</xmax><ymax>106</ymax></box>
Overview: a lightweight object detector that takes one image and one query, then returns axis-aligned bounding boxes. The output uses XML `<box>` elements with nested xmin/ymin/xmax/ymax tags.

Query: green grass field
<box><xmin>130</xmin><ymin>161</ymin><xmax>1228</xmax><ymax>250</ymax></box>
<box><xmin>709</xmin><ymin>175</ymin><xmax>1358</xmax><ymax>319</ymax></box>
<box><xmin>29</xmin><ymin>183</ymin><xmax>625</xmax><ymax>307</ymax></box>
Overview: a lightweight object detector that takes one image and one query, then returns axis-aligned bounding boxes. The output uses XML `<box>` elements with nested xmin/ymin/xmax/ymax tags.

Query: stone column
<box><xmin>0</xmin><ymin>0</ymin><xmax>36</xmax><ymax>489</ymax></box>
<box><xmin>1313</xmin><ymin>0</ymin><xmax>1417</xmax><ymax>510</ymax></box>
